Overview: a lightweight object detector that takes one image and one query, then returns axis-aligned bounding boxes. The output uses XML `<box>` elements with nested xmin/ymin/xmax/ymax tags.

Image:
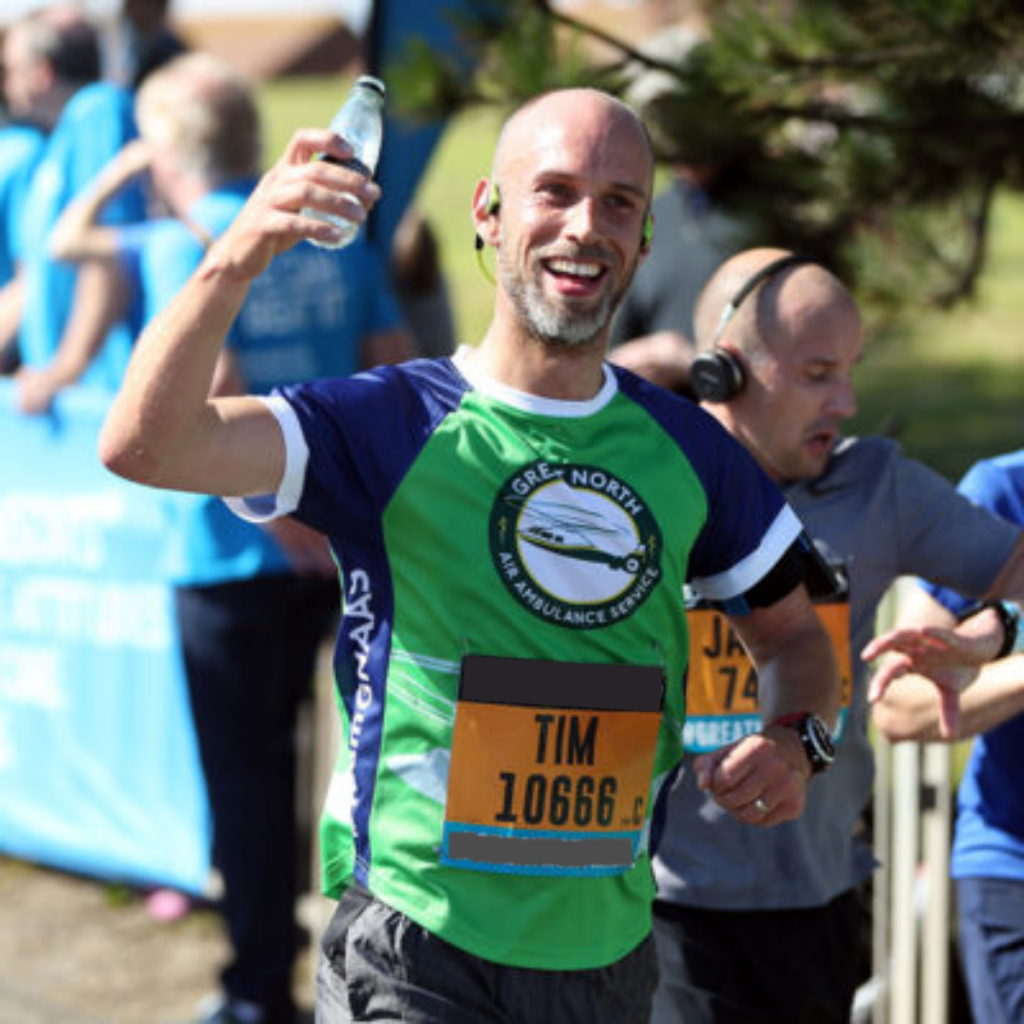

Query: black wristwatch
<box><xmin>957</xmin><ymin>600</ymin><xmax>1020</xmax><ymax>660</ymax></box>
<box><xmin>770</xmin><ymin>712</ymin><xmax>836</xmax><ymax>775</ymax></box>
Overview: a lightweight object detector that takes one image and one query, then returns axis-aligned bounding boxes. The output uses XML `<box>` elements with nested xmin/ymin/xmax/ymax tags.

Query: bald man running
<box><xmin>100</xmin><ymin>96</ymin><xmax>840</xmax><ymax>1023</ymax></box>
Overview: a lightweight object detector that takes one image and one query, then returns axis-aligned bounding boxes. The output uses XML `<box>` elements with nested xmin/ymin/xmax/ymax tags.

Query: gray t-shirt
<box><xmin>653</xmin><ymin>436</ymin><xmax>1021</xmax><ymax>909</ymax></box>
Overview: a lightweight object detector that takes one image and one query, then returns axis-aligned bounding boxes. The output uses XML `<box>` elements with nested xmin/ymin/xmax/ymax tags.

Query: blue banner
<box><xmin>0</xmin><ymin>380</ymin><xmax>210</xmax><ymax>893</ymax></box>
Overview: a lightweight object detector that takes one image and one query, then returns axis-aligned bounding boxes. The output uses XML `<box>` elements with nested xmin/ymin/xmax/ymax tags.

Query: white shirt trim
<box><xmin>452</xmin><ymin>345</ymin><xmax>618</xmax><ymax>418</ymax></box>
<box><xmin>223</xmin><ymin>394</ymin><xmax>308</xmax><ymax>523</ymax></box>
<box><xmin>689</xmin><ymin>504</ymin><xmax>804</xmax><ymax>602</ymax></box>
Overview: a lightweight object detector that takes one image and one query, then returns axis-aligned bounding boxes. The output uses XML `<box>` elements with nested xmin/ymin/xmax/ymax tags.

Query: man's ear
<box><xmin>472</xmin><ymin>178</ymin><xmax>501</xmax><ymax>249</ymax></box>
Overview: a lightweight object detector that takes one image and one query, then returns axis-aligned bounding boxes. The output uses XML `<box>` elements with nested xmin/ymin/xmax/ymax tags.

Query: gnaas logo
<box><xmin>490</xmin><ymin>460</ymin><xmax>662</xmax><ymax>629</ymax></box>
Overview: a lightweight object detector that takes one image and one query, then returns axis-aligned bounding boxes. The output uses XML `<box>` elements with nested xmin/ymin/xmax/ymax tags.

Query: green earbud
<box><xmin>641</xmin><ymin>210</ymin><xmax>653</xmax><ymax>249</ymax></box>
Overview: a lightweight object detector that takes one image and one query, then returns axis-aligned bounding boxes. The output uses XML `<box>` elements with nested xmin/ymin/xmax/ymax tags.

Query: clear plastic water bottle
<box><xmin>303</xmin><ymin>75</ymin><xmax>385</xmax><ymax>249</ymax></box>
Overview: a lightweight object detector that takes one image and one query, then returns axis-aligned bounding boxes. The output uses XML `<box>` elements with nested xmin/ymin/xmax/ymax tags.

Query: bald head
<box><xmin>694</xmin><ymin>248</ymin><xmax>863</xmax><ymax>482</ymax></box>
<box><xmin>475</xmin><ymin>87</ymin><xmax>656</xmax><ymax>354</ymax></box>
<box><xmin>494</xmin><ymin>89</ymin><xmax>655</xmax><ymax>199</ymax></box>
<box><xmin>694</xmin><ymin>247</ymin><xmax>859</xmax><ymax>361</ymax></box>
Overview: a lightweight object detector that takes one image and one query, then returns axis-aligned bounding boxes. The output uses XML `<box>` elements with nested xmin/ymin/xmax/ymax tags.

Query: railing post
<box><xmin>891</xmin><ymin>740</ymin><xmax>921</xmax><ymax>1024</ymax></box>
<box><xmin>920</xmin><ymin>742</ymin><xmax>952</xmax><ymax>1024</ymax></box>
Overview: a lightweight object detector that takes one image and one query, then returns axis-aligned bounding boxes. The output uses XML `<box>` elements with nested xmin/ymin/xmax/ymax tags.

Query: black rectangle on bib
<box><xmin>458</xmin><ymin>654</ymin><xmax>663</xmax><ymax>712</ymax></box>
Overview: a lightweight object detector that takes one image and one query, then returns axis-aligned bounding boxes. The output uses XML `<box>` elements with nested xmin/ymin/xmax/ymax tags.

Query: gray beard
<box><xmin>500</xmin><ymin>260</ymin><xmax>619</xmax><ymax>349</ymax></box>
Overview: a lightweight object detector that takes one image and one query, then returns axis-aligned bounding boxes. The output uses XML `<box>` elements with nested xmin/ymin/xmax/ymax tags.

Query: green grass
<box><xmin>850</xmin><ymin>190</ymin><xmax>1024</xmax><ymax>481</ymax></box>
<box><xmin>259</xmin><ymin>76</ymin><xmax>1024</xmax><ymax>484</ymax></box>
<box><xmin>413</xmin><ymin>104</ymin><xmax>506</xmax><ymax>345</ymax></box>
<box><xmin>257</xmin><ymin>74</ymin><xmax>354</xmax><ymax>158</ymax></box>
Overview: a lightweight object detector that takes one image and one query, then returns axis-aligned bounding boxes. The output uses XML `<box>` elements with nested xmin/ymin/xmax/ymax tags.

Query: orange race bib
<box><xmin>684</xmin><ymin>598</ymin><xmax>852</xmax><ymax>753</ymax></box>
<box><xmin>442</xmin><ymin>654</ymin><xmax>663</xmax><ymax>877</ymax></box>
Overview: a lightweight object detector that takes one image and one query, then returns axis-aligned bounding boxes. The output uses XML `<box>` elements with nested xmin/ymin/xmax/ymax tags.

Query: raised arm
<box><xmin>694</xmin><ymin>584</ymin><xmax>840</xmax><ymax>827</ymax></box>
<box><xmin>13</xmin><ymin>142</ymin><xmax>147</xmax><ymax>413</ymax></box>
<box><xmin>49</xmin><ymin>140</ymin><xmax>152</xmax><ymax>264</ymax></box>
<box><xmin>99</xmin><ymin>128</ymin><xmax>381</xmax><ymax>498</ymax></box>
<box><xmin>16</xmin><ymin>261</ymin><xmax>129</xmax><ymax>413</ymax></box>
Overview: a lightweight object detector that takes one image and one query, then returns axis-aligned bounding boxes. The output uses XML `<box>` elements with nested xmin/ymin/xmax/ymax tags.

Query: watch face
<box><xmin>807</xmin><ymin>715</ymin><xmax>836</xmax><ymax>763</ymax></box>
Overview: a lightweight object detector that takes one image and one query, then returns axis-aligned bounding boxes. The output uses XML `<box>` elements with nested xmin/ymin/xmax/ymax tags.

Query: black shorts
<box><xmin>316</xmin><ymin>884</ymin><xmax>657</xmax><ymax>1024</ymax></box>
<box><xmin>650</xmin><ymin>889</ymin><xmax>867</xmax><ymax>1024</ymax></box>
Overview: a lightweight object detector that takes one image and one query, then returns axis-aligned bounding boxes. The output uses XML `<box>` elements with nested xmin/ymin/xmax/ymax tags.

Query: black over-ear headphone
<box><xmin>474</xmin><ymin>183</ymin><xmax>654</xmax><ymax>250</ymax></box>
<box><xmin>689</xmin><ymin>254</ymin><xmax>811</xmax><ymax>403</ymax></box>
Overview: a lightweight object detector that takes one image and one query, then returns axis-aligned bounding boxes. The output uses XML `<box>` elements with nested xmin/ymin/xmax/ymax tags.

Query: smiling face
<box><xmin>713</xmin><ymin>264</ymin><xmax>863</xmax><ymax>483</ymax></box>
<box><xmin>482</xmin><ymin>90</ymin><xmax>653</xmax><ymax>350</ymax></box>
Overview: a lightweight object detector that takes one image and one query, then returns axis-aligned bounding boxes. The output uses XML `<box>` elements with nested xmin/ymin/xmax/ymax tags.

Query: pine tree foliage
<box><xmin>388</xmin><ymin>0</ymin><xmax>1024</xmax><ymax>313</ymax></box>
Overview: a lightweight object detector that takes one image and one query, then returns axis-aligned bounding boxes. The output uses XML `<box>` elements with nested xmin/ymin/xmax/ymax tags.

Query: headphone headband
<box><xmin>713</xmin><ymin>254</ymin><xmax>811</xmax><ymax>343</ymax></box>
<box><xmin>693</xmin><ymin>254</ymin><xmax>813</xmax><ymax>404</ymax></box>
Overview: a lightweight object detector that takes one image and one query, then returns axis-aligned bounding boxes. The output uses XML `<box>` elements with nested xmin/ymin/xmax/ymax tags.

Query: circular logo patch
<box><xmin>490</xmin><ymin>460</ymin><xmax>662</xmax><ymax>629</ymax></box>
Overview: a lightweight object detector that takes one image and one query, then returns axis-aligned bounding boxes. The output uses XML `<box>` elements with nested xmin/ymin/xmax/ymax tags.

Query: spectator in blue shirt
<box><xmin>0</xmin><ymin>4</ymin><xmax>143</xmax><ymax>411</ymax></box>
<box><xmin>51</xmin><ymin>50</ymin><xmax>412</xmax><ymax>1024</ymax></box>
<box><xmin>870</xmin><ymin>451</ymin><xmax>1024</xmax><ymax>1024</ymax></box>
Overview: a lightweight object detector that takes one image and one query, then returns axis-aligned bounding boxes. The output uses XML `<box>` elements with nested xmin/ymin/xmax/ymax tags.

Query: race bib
<box><xmin>683</xmin><ymin>598</ymin><xmax>852</xmax><ymax>753</ymax></box>
<box><xmin>442</xmin><ymin>654</ymin><xmax>663</xmax><ymax>877</ymax></box>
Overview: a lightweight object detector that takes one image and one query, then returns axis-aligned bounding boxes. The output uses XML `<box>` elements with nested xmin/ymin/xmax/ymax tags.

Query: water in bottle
<box><xmin>303</xmin><ymin>75</ymin><xmax>385</xmax><ymax>249</ymax></box>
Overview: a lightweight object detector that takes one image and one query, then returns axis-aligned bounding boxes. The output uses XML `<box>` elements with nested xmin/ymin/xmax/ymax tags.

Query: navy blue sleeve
<box><xmin>613</xmin><ymin>367</ymin><xmax>800</xmax><ymax>602</ymax></box>
<box><xmin>275</xmin><ymin>358</ymin><xmax>468</xmax><ymax>538</ymax></box>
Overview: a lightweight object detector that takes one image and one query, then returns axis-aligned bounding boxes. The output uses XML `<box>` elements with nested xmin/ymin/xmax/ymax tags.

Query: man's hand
<box><xmin>864</xmin><ymin>605</ymin><xmax>1004</xmax><ymax>739</ymax></box>
<box><xmin>205</xmin><ymin>129</ymin><xmax>381</xmax><ymax>282</ymax></box>
<box><xmin>693</xmin><ymin>724</ymin><xmax>811</xmax><ymax>827</ymax></box>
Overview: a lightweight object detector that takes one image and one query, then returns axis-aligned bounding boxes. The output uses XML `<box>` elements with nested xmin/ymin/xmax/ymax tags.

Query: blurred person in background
<box><xmin>608</xmin><ymin>159</ymin><xmax>744</xmax><ymax>396</ymax></box>
<box><xmin>649</xmin><ymin>248</ymin><xmax>1024</xmax><ymax>1024</ymax></box>
<box><xmin>0</xmin><ymin>3</ymin><xmax>143</xmax><ymax>413</ymax></box>
<box><xmin>50</xmin><ymin>51</ymin><xmax>412</xmax><ymax>1024</ymax></box>
<box><xmin>103</xmin><ymin>0</ymin><xmax>187</xmax><ymax>89</ymax></box>
<box><xmin>0</xmin><ymin>17</ymin><xmax>49</xmax><ymax>371</ymax></box>
<box><xmin>389</xmin><ymin>204</ymin><xmax>455</xmax><ymax>358</ymax></box>
<box><xmin>608</xmin><ymin>24</ymin><xmax>750</xmax><ymax>396</ymax></box>
<box><xmin>869</xmin><ymin>449</ymin><xmax>1024</xmax><ymax>1024</ymax></box>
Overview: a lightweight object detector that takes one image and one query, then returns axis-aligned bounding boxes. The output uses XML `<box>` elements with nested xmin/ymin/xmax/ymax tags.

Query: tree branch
<box><xmin>931</xmin><ymin>176</ymin><xmax>996</xmax><ymax>307</ymax></box>
<box><xmin>771</xmin><ymin>42</ymin><xmax>949</xmax><ymax>72</ymax></box>
<box><xmin>529</xmin><ymin>0</ymin><xmax>691</xmax><ymax>83</ymax></box>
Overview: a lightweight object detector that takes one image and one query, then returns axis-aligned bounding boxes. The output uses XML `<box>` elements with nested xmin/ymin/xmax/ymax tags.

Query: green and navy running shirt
<box><xmin>229</xmin><ymin>350</ymin><xmax>801</xmax><ymax>971</ymax></box>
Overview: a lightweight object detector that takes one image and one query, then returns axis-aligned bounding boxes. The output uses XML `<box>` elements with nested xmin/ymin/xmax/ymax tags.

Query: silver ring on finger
<box><xmin>753</xmin><ymin>797</ymin><xmax>770</xmax><ymax>816</ymax></box>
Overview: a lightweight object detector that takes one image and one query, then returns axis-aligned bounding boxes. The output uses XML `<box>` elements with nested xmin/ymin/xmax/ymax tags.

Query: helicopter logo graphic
<box><xmin>490</xmin><ymin>462</ymin><xmax>662</xmax><ymax>628</ymax></box>
<box><xmin>512</xmin><ymin>497</ymin><xmax>649</xmax><ymax>575</ymax></box>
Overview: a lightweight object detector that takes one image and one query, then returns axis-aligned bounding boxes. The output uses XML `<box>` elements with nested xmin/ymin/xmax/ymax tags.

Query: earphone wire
<box><xmin>475</xmin><ymin>243</ymin><xmax>496</xmax><ymax>286</ymax></box>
